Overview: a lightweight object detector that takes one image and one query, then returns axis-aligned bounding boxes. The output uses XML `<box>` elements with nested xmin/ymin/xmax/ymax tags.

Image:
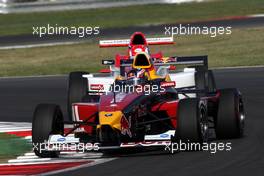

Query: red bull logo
<box><xmin>121</xmin><ymin>116</ymin><xmax>132</xmax><ymax>138</ymax></box>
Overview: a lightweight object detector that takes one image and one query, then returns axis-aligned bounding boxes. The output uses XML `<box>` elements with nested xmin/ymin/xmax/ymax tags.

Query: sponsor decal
<box><xmin>121</xmin><ymin>141</ymin><xmax>171</xmax><ymax>147</ymax></box>
<box><xmin>105</xmin><ymin>113</ymin><xmax>113</xmax><ymax>117</ymax></box>
<box><xmin>160</xmin><ymin>134</ymin><xmax>169</xmax><ymax>138</ymax></box>
<box><xmin>134</xmin><ymin>48</ymin><xmax>143</xmax><ymax>53</ymax></box>
<box><xmin>57</xmin><ymin>138</ymin><xmax>66</xmax><ymax>142</ymax></box>
<box><xmin>121</xmin><ymin>116</ymin><xmax>132</xmax><ymax>138</ymax></box>
<box><xmin>100</xmin><ymin>39</ymin><xmax>130</xmax><ymax>45</ymax></box>
<box><xmin>90</xmin><ymin>84</ymin><xmax>104</xmax><ymax>91</ymax></box>
<box><xmin>160</xmin><ymin>81</ymin><xmax>176</xmax><ymax>88</ymax></box>
<box><xmin>102</xmin><ymin>60</ymin><xmax>115</xmax><ymax>65</ymax></box>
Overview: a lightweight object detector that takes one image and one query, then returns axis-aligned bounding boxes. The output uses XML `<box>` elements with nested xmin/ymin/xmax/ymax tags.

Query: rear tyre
<box><xmin>176</xmin><ymin>98</ymin><xmax>209</xmax><ymax>145</ymax></box>
<box><xmin>67</xmin><ymin>71</ymin><xmax>88</xmax><ymax>120</ymax></box>
<box><xmin>215</xmin><ymin>89</ymin><xmax>245</xmax><ymax>139</ymax></box>
<box><xmin>32</xmin><ymin>104</ymin><xmax>64</xmax><ymax>158</ymax></box>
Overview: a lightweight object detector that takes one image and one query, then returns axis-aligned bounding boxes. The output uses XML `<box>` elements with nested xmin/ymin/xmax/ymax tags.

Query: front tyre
<box><xmin>215</xmin><ymin>89</ymin><xmax>245</xmax><ymax>139</ymax></box>
<box><xmin>67</xmin><ymin>71</ymin><xmax>88</xmax><ymax>120</ymax></box>
<box><xmin>176</xmin><ymin>98</ymin><xmax>209</xmax><ymax>144</ymax></box>
<box><xmin>32</xmin><ymin>104</ymin><xmax>64</xmax><ymax>158</ymax></box>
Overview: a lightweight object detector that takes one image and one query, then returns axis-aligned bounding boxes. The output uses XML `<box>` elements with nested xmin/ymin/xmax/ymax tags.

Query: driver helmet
<box><xmin>127</xmin><ymin>69</ymin><xmax>146</xmax><ymax>85</ymax></box>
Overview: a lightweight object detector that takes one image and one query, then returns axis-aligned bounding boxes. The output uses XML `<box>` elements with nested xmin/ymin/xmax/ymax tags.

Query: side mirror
<box><xmin>102</xmin><ymin>60</ymin><xmax>115</xmax><ymax>65</ymax></box>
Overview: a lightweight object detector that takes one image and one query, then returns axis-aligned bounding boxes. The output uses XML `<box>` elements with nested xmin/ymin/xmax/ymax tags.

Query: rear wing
<box><xmin>99</xmin><ymin>37</ymin><xmax>174</xmax><ymax>47</ymax></box>
<box><xmin>120</xmin><ymin>55</ymin><xmax>208</xmax><ymax>76</ymax></box>
<box><xmin>154</xmin><ymin>55</ymin><xmax>208</xmax><ymax>68</ymax></box>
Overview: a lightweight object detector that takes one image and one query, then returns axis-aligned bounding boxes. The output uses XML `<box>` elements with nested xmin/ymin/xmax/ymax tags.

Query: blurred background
<box><xmin>0</xmin><ymin>0</ymin><xmax>263</xmax><ymax>76</ymax></box>
<box><xmin>0</xmin><ymin>0</ymin><xmax>206</xmax><ymax>14</ymax></box>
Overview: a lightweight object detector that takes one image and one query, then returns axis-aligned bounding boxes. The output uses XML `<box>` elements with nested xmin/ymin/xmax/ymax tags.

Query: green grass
<box><xmin>0</xmin><ymin>133</ymin><xmax>31</xmax><ymax>163</ymax></box>
<box><xmin>0</xmin><ymin>0</ymin><xmax>263</xmax><ymax>36</ymax></box>
<box><xmin>0</xmin><ymin>27</ymin><xmax>263</xmax><ymax>77</ymax></box>
<box><xmin>156</xmin><ymin>27</ymin><xmax>264</xmax><ymax>68</ymax></box>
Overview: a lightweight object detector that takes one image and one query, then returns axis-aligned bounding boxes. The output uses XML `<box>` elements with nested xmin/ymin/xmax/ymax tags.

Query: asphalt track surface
<box><xmin>0</xmin><ymin>67</ymin><xmax>263</xmax><ymax>175</ymax></box>
<box><xmin>0</xmin><ymin>16</ymin><xmax>264</xmax><ymax>47</ymax></box>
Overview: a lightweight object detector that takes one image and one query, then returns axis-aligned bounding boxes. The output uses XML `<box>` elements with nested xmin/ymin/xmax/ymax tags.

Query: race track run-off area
<box><xmin>0</xmin><ymin>67</ymin><xmax>263</xmax><ymax>175</ymax></box>
<box><xmin>0</xmin><ymin>123</ymin><xmax>115</xmax><ymax>175</ymax></box>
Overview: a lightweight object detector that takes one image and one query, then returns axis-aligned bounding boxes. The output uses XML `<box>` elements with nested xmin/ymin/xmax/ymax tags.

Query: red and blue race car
<box><xmin>32</xmin><ymin>32</ymin><xmax>245</xmax><ymax>157</ymax></box>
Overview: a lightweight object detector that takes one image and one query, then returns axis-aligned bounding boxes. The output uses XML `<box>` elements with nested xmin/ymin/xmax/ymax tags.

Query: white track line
<box><xmin>6</xmin><ymin>151</ymin><xmax>117</xmax><ymax>175</ymax></box>
<box><xmin>9</xmin><ymin>152</ymin><xmax>104</xmax><ymax>163</ymax></box>
<box><xmin>249</xmin><ymin>14</ymin><xmax>264</xmax><ymax>18</ymax></box>
<box><xmin>17</xmin><ymin>156</ymin><xmax>39</xmax><ymax>159</ymax></box>
<box><xmin>43</xmin><ymin>158</ymin><xmax>116</xmax><ymax>176</ymax></box>
<box><xmin>0</xmin><ymin>158</ymin><xmax>99</xmax><ymax>166</ymax></box>
<box><xmin>0</xmin><ymin>121</ymin><xmax>32</xmax><ymax>132</ymax></box>
<box><xmin>0</xmin><ymin>41</ymin><xmax>87</xmax><ymax>50</ymax></box>
<box><xmin>0</xmin><ymin>121</ymin><xmax>74</xmax><ymax>133</ymax></box>
<box><xmin>24</xmin><ymin>152</ymin><xmax>36</xmax><ymax>156</ymax></box>
<box><xmin>0</xmin><ymin>122</ymin><xmax>114</xmax><ymax>174</ymax></box>
<box><xmin>0</xmin><ymin>128</ymin><xmax>31</xmax><ymax>133</ymax></box>
<box><xmin>25</xmin><ymin>136</ymin><xmax>32</xmax><ymax>140</ymax></box>
<box><xmin>8</xmin><ymin>158</ymin><xmax>52</xmax><ymax>163</ymax></box>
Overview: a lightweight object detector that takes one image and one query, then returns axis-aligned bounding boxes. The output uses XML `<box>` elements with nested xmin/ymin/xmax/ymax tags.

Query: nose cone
<box><xmin>97</xmin><ymin>111</ymin><xmax>123</xmax><ymax>130</ymax></box>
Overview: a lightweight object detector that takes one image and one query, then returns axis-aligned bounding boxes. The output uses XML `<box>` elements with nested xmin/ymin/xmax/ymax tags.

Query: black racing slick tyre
<box><xmin>32</xmin><ymin>104</ymin><xmax>64</xmax><ymax>158</ymax></box>
<box><xmin>215</xmin><ymin>89</ymin><xmax>245</xmax><ymax>139</ymax></box>
<box><xmin>176</xmin><ymin>98</ymin><xmax>209</xmax><ymax>144</ymax></box>
<box><xmin>67</xmin><ymin>71</ymin><xmax>88</xmax><ymax>120</ymax></box>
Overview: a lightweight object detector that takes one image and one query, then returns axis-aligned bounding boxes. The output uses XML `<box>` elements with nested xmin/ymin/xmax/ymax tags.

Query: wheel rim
<box><xmin>238</xmin><ymin>98</ymin><xmax>245</xmax><ymax>135</ymax></box>
<box><xmin>199</xmin><ymin>107</ymin><xmax>209</xmax><ymax>142</ymax></box>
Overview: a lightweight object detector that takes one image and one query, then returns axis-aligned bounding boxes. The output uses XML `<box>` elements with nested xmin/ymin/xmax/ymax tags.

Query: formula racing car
<box><xmin>32</xmin><ymin>32</ymin><xmax>245</xmax><ymax>157</ymax></box>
